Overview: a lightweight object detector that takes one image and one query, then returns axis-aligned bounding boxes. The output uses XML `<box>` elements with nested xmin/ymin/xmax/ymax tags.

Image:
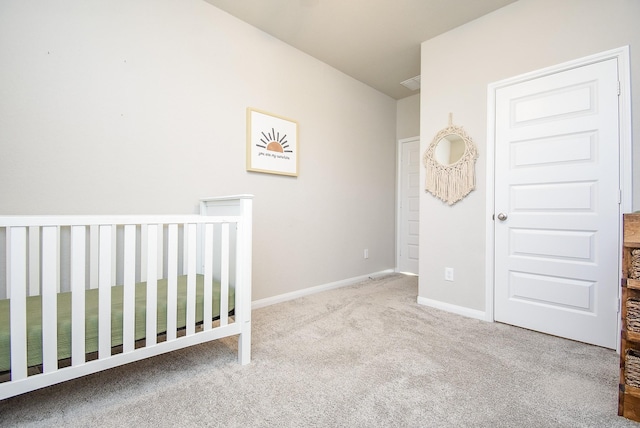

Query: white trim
<box><xmin>417</xmin><ymin>296</ymin><xmax>486</xmax><ymax>321</ymax></box>
<box><xmin>396</xmin><ymin>136</ymin><xmax>420</xmax><ymax>274</ymax></box>
<box><xmin>617</xmin><ymin>46</ymin><xmax>634</xmax><ymax>215</ymax></box>
<box><xmin>395</xmin><ymin>270</ymin><xmax>418</xmax><ymax>276</ymax></box>
<box><xmin>485</xmin><ymin>78</ymin><xmax>498</xmax><ymax>323</ymax></box>
<box><xmin>485</xmin><ymin>47</ymin><xmax>633</xmax><ymax>346</ymax></box>
<box><xmin>251</xmin><ymin>269</ymin><xmax>395</xmax><ymax>310</ymax></box>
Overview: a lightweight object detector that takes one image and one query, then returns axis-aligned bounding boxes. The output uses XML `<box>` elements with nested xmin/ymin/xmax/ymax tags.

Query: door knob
<box><xmin>497</xmin><ymin>213</ymin><xmax>508</xmax><ymax>221</ymax></box>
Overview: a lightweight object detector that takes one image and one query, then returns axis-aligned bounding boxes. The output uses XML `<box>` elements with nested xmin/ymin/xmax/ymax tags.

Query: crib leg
<box><xmin>238</xmin><ymin>321</ymin><xmax>251</xmax><ymax>365</ymax></box>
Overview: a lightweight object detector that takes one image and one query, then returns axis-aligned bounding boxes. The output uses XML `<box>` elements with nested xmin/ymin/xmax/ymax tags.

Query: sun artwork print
<box><xmin>247</xmin><ymin>108</ymin><xmax>298</xmax><ymax>176</ymax></box>
<box><xmin>257</xmin><ymin>128</ymin><xmax>292</xmax><ymax>155</ymax></box>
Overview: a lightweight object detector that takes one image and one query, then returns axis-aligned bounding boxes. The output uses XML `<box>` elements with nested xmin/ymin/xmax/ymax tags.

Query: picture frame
<box><xmin>246</xmin><ymin>108</ymin><xmax>298</xmax><ymax>177</ymax></box>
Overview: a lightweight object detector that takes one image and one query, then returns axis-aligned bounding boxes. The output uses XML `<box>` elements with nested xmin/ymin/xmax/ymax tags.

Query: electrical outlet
<box><xmin>445</xmin><ymin>267</ymin><xmax>454</xmax><ymax>281</ymax></box>
<box><xmin>364</xmin><ymin>249</ymin><xmax>369</xmax><ymax>259</ymax></box>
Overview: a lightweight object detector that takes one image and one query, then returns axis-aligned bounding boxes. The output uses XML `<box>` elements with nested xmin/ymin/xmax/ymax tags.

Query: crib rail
<box><xmin>0</xmin><ymin>198</ymin><xmax>252</xmax><ymax>400</ymax></box>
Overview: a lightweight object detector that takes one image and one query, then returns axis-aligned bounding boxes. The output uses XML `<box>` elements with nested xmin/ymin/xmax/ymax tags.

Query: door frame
<box><xmin>484</xmin><ymin>46</ymin><xmax>633</xmax><ymax>344</ymax></box>
<box><xmin>396</xmin><ymin>136</ymin><xmax>420</xmax><ymax>274</ymax></box>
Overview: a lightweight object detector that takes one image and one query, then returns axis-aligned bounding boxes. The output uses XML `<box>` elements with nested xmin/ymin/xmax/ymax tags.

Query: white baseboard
<box><xmin>416</xmin><ymin>296</ymin><xmax>487</xmax><ymax>321</ymax></box>
<box><xmin>252</xmin><ymin>269</ymin><xmax>395</xmax><ymax>310</ymax></box>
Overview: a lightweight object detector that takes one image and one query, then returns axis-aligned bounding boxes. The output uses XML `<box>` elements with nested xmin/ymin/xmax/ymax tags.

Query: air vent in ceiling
<box><xmin>400</xmin><ymin>75</ymin><xmax>421</xmax><ymax>91</ymax></box>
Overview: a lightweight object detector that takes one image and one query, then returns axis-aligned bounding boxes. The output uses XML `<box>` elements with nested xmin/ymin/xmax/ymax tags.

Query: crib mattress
<box><xmin>0</xmin><ymin>275</ymin><xmax>234</xmax><ymax>372</ymax></box>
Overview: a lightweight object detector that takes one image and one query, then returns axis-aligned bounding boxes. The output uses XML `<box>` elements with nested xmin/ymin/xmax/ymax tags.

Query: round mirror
<box><xmin>434</xmin><ymin>133</ymin><xmax>466</xmax><ymax>165</ymax></box>
<box><xmin>423</xmin><ymin>119</ymin><xmax>478</xmax><ymax>205</ymax></box>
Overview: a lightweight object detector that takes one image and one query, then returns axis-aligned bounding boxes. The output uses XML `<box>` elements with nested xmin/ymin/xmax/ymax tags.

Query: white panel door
<box><xmin>494</xmin><ymin>59</ymin><xmax>620</xmax><ymax>348</ymax></box>
<box><xmin>398</xmin><ymin>138</ymin><xmax>420</xmax><ymax>274</ymax></box>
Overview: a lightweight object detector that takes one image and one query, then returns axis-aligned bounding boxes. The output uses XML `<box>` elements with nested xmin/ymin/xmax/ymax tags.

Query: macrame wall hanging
<box><xmin>423</xmin><ymin>114</ymin><xmax>478</xmax><ymax>205</ymax></box>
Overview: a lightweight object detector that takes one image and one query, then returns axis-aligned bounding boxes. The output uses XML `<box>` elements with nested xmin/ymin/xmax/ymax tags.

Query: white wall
<box><xmin>0</xmin><ymin>0</ymin><xmax>397</xmax><ymax>301</ymax></box>
<box><xmin>397</xmin><ymin>93</ymin><xmax>420</xmax><ymax>140</ymax></box>
<box><xmin>419</xmin><ymin>0</ymin><xmax>640</xmax><ymax>314</ymax></box>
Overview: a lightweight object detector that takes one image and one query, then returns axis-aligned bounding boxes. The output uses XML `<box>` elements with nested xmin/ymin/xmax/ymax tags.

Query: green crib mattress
<box><xmin>0</xmin><ymin>275</ymin><xmax>234</xmax><ymax>372</ymax></box>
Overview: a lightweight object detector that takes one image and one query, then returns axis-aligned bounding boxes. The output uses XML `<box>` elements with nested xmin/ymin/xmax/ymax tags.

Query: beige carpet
<box><xmin>0</xmin><ymin>273</ymin><xmax>637</xmax><ymax>427</ymax></box>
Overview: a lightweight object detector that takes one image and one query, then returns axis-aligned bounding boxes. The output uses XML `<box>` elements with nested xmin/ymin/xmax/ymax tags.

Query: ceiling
<box><xmin>203</xmin><ymin>0</ymin><xmax>517</xmax><ymax>99</ymax></box>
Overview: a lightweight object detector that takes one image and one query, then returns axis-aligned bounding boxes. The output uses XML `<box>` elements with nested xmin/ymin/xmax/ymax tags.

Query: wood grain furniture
<box><xmin>619</xmin><ymin>213</ymin><xmax>640</xmax><ymax>421</ymax></box>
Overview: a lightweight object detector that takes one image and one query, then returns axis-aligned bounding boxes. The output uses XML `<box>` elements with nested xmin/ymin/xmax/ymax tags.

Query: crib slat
<box><xmin>186</xmin><ymin>223</ymin><xmax>196</xmax><ymax>336</ymax></box>
<box><xmin>140</xmin><ymin>224</ymin><xmax>148</xmax><ymax>282</ymax></box>
<box><xmin>41</xmin><ymin>226</ymin><xmax>59</xmax><ymax>373</ymax></box>
<box><xmin>123</xmin><ymin>225</ymin><xmax>136</xmax><ymax>353</ymax></box>
<box><xmin>166</xmin><ymin>224</ymin><xmax>178</xmax><ymax>341</ymax></box>
<box><xmin>156</xmin><ymin>225</ymin><xmax>163</xmax><ymax>279</ymax></box>
<box><xmin>139</xmin><ymin>225</ymin><xmax>165</xmax><ymax>280</ymax></box>
<box><xmin>70</xmin><ymin>225</ymin><xmax>86</xmax><ymax>366</ymax></box>
<box><xmin>89</xmin><ymin>225</ymin><xmax>99</xmax><ymax>289</ymax></box>
<box><xmin>146</xmin><ymin>224</ymin><xmax>158</xmax><ymax>346</ymax></box>
<box><xmin>220</xmin><ymin>223</ymin><xmax>230</xmax><ymax>327</ymax></box>
<box><xmin>28</xmin><ymin>226</ymin><xmax>40</xmax><ymax>296</ymax></box>
<box><xmin>98</xmin><ymin>225</ymin><xmax>112</xmax><ymax>359</ymax></box>
<box><xmin>203</xmin><ymin>223</ymin><xmax>213</xmax><ymax>331</ymax></box>
<box><xmin>8</xmin><ymin>227</ymin><xmax>28</xmax><ymax>381</ymax></box>
<box><xmin>182</xmin><ymin>225</ymin><xmax>187</xmax><ymax>276</ymax></box>
<box><xmin>110</xmin><ymin>225</ymin><xmax>117</xmax><ymax>293</ymax></box>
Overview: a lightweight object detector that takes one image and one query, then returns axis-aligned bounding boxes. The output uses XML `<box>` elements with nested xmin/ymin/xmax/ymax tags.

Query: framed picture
<box><xmin>246</xmin><ymin>108</ymin><xmax>298</xmax><ymax>177</ymax></box>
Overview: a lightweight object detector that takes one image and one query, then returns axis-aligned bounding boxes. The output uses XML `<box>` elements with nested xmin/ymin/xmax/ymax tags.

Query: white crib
<box><xmin>0</xmin><ymin>195</ymin><xmax>252</xmax><ymax>400</ymax></box>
